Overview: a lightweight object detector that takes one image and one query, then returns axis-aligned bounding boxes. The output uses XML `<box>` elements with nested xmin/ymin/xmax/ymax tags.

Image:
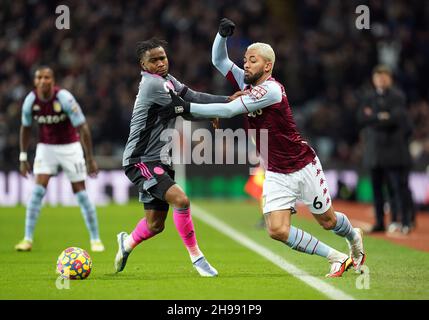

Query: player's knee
<box><xmin>268</xmin><ymin>225</ymin><xmax>290</xmax><ymax>242</ymax></box>
<box><xmin>320</xmin><ymin>218</ymin><xmax>336</xmax><ymax>230</ymax></box>
<box><xmin>147</xmin><ymin>220</ymin><xmax>165</xmax><ymax>234</ymax></box>
<box><xmin>174</xmin><ymin>194</ymin><xmax>190</xmax><ymax>209</ymax></box>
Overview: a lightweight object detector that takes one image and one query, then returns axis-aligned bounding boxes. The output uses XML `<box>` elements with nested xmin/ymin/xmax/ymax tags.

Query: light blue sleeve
<box><xmin>57</xmin><ymin>89</ymin><xmax>86</xmax><ymax>127</ymax></box>
<box><xmin>21</xmin><ymin>92</ymin><xmax>36</xmax><ymax>127</ymax></box>
<box><xmin>212</xmin><ymin>33</ymin><xmax>245</xmax><ymax>90</ymax></box>
<box><xmin>190</xmin><ymin>82</ymin><xmax>282</xmax><ymax>118</ymax></box>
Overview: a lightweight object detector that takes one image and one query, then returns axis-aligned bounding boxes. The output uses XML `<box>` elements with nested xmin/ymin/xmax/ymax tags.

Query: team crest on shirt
<box><xmin>71</xmin><ymin>103</ymin><xmax>79</xmax><ymax>113</ymax></box>
<box><xmin>33</xmin><ymin>104</ymin><xmax>41</xmax><ymax>111</ymax></box>
<box><xmin>248</xmin><ymin>86</ymin><xmax>267</xmax><ymax>101</ymax></box>
<box><xmin>53</xmin><ymin>101</ymin><xmax>62</xmax><ymax>113</ymax></box>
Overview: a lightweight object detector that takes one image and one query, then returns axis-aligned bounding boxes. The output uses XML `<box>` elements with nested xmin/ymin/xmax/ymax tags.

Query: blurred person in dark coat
<box><xmin>358</xmin><ymin>65</ymin><xmax>414</xmax><ymax>235</ymax></box>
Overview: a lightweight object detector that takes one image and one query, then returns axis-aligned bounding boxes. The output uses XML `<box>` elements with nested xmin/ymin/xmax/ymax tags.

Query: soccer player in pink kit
<box><xmin>15</xmin><ymin>66</ymin><xmax>104</xmax><ymax>252</ymax></box>
<box><xmin>159</xmin><ymin>19</ymin><xmax>366</xmax><ymax>277</ymax></box>
<box><xmin>114</xmin><ymin>38</ymin><xmax>243</xmax><ymax>277</ymax></box>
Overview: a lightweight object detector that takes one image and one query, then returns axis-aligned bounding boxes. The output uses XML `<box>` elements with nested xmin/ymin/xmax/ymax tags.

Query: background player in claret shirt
<box><xmin>115</xmin><ymin>38</ymin><xmax>243</xmax><ymax>277</ymax></box>
<box><xmin>159</xmin><ymin>19</ymin><xmax>366</xmax><ymax>277</ymax></box>
<box><xmin>15</xmin><ymin>66</ymin><xmax>104</xmax><ymax>253</ymax></box>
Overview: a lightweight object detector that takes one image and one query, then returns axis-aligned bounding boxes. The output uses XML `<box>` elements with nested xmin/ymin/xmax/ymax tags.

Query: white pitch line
<box><xmin>192</xmin><ymin>204</ymin><xmax>355</xmax><ymax>300</ymax></box>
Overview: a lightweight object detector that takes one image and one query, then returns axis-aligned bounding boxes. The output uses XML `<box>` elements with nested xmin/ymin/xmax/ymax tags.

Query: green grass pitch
<box><xmin>0</xmin><ymin>200</ymin><xmax>428</xmax><ymax>300</ymax></box>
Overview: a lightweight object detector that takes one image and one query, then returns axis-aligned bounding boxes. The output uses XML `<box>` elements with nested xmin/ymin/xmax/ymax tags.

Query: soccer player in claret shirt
<box><xmin>115</xmin><ymin>38</ymin><xmax>242</xmax><ymax>276</ymax></box>
<box><xmin>159</xmin><ymin>19</ymin><xmax>366</xmax><ymax>277</ymax></box>
<box><xmin>15</xmin><ymin>66</ymin><xmax>104</xmax><ymax>252</ymax></box>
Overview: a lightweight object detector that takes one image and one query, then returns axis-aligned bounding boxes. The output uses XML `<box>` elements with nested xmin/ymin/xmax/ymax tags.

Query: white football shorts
<box><xmin>33</xmin><ymin>142</ymin><xmax>87</xmax><ymax>182</ymax></box>
<box><xmin>262</xmin><ymin>156</ymin><xmax>332</xmax><ymax>215</ymax></box>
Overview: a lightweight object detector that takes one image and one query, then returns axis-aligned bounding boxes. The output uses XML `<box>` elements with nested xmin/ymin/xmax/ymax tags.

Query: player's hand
<box><xmin>219</xmin><ymin>18</ymin><xmax>235</xmax><ymax>37</ymax></box>
<box><xmin>211</xmin><ymin>118</ymin><xmax>220</xmax><ymax>129</ymax></box>
<box><xmin>19</xmin><ymin>161</ymin><xmax>32</xmax><ymax>178</ymax></box>
<box><xmin>86</xmin><ymin>158</ymin><xmax>99</xmax><ymax>178</ymax></box>
<box><xmin>228</xmin><ymin>90</ymin><xmax>246</xmax><ymax>101</ymax></box>
<box><xmin>159</xmin><ymin>90</ymin><xmax>191</xmax><ymax>123</ymax></box>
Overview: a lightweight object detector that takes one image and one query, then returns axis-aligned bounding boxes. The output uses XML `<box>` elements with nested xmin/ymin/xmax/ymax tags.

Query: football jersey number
<box><xmin>247</xmin><ymin>109</ymin><xmax>263</xmax><ymax>118</ymax></box>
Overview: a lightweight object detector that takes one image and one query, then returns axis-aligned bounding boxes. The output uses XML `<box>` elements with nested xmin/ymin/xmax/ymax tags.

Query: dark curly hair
<box><xmin>136</xmin><ymin>38</ymin><xmax>168</xmax><ymax>62</ymax></box>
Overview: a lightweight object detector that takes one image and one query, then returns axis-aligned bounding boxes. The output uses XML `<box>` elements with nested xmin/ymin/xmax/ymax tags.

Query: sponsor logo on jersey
<box><xmin>53</xmin><ymin>101</ymin><xmax>62</xmax><ymax>113</ymax></box>
<box><xmin>33</xmin><ymin>104</ymin><xmax>41</xmax><ymax>111</ymax></box>
<box><xmin>175</xmin><ymin>106</ymin><xmax>184</xmax><ymax>114</ymax></box>
<box><xmin>34</xmin><ymin>114</ymin><xmax>67</xmax><ymax>124</ymax></box>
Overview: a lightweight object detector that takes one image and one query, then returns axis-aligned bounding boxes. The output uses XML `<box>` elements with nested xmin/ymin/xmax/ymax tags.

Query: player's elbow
<box><xmin>211</xmin><ymin>53</ymin><xmax>229</xmax><ymax>75</ymax></box>
<box><xmin>222</xmin><ymin>106</ymin><xmax>238</xmax><ymax>119</ymax></box>
<box><xmin>76</xmin><ymin>121</ymin><xmax>87</xmax><ymax>130</ymax></box>
<box><xmin>211</xmin><ymin>54</ymin><xmax>218</xmax><ymax>66</ymax></box>
<box><xmin>211</xmin><ymin>55</ymin><xmax>223</xmax><ymax>72</ymax></box>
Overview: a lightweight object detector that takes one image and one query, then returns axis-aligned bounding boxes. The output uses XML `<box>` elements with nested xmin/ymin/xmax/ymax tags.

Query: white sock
<box><xmin>124</xmin><ymin>234</ymin><xmax>136</xmax><ymax>252</ymax></box>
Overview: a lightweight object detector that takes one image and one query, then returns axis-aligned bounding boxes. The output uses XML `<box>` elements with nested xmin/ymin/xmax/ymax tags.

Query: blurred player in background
<box><xmin>115</xmin><ymin>38</ymin><xmax>243</xmax><ymax>276</ymax></box>
<box><xmin>159</xmin><ymin>19</ymin><xmax>366</xmax><ymax>277</ymax></box>
<box><xmin>15</xmin><ymin>66</ymin><xmax>104</xmax><ymax>252</ymax></box>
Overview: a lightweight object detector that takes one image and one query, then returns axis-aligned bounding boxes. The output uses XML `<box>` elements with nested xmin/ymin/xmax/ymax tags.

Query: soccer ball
<box><xmin>56</xmin><ymin>247</ymin><xmax>92</xmax><ymax>280</ymax></box>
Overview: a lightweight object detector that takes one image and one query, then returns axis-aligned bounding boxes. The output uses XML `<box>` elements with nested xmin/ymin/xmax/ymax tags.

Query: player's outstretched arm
<box><xmin>19</xmin><ymin>125</ymin><xmax>32</xmax><ymax>178</ymax></box>
<box><xmin>212</xmin><ymin>18</ymin><xmax>235</xmax><ymax>75</ymax></box>
<box><xmin>180</xmin><ymin>87</ymin><xmax>229</xmax><ymax>104</ymax></box>
<box><xmin>180</xmin><ymin>87</ymin><xmax>246</xmax><ymax>104</ymax></box>
<box><xmin>167</xmin><ymin>75</ymin><xmax>229</xmax><ymax>104</ymax></box>
<box><xmin>159</xmin><ymin>86</ymin><xmax>281</xmax><ymax>121</ymax></box>
<box><xmin>77</xmin><ymin>123</ymin><xmax>99</xmax><ymax>178</ymax></box>
<box><xmin>190</xmin><ymin>84</ymin><xmax>283</xmax><ymax>119</ymax></box>
<box><xmin>212</xmin><ymin>18</ymin><xmax>245</xmax><ymax>90</ymax></box>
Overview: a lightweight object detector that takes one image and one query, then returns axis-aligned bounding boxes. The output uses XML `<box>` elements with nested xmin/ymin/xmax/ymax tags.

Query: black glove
<box><xmin>219</xmin><ymin>18</ymin><xmax>235</xmax><ymax>37</ymax></box>
<box><xmin>159</xmin><ymin>90</ymin><xmax>190</xmax><ymax>123</ymax></box>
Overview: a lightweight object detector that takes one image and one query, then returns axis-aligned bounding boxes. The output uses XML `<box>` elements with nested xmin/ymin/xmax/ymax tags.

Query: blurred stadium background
<box><xmin>0</xmin><ymin>0</ymin><xmax>428</xmax><ymax>208</ymax></box>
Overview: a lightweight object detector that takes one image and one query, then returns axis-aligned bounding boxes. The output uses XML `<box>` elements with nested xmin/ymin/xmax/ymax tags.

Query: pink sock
<box><xmin>129</xmin><ymin>218</ymin><xmax>155</xmax><ymax>248</ymax></box>
<box><xmin>173</xmin><ymin>207</ymin><xmax>202</xmax><ymax>258</ymax></box>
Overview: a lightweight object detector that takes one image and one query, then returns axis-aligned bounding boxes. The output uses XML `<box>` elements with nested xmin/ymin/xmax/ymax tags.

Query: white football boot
<box><xmin>326</xmin><ymin>250</ymin><xmax>353</xmax><ymax>278</ymax></box>
<box><xmin>90</xmin><ymin>239</ymin><xmax>105</xmax><ymax>252</ymax></box>
<box><xmin>346</xmin><ymin>228</ymin><xmax>366</xmax><ymax>273</ymax></box>
<box><xmin>15</xmin><ymin>239</ymin><xmax>33</xmax><ymax>251</ymax></box>
<box><xmin>193</xmin><ymin>256</ymin><xmax>218</xmax><ymax>277</ymax></box>
<box><xmin>114</xmin><ymin>232</ymin><xmax>131</xmax><ymax>272</ymax></box>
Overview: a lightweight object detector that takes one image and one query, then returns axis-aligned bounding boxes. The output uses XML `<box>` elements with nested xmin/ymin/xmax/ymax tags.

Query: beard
<box><xmin>244</xmin><ymin>70</ymin><xmax>264</xmax><ymax>85</ymax></box>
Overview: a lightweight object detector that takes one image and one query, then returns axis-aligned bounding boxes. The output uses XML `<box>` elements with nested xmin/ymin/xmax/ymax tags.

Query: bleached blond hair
<box><xmin>247</xmin><ymin>42</ymin><xmax>276</xmax><ymax>70</ymax></box>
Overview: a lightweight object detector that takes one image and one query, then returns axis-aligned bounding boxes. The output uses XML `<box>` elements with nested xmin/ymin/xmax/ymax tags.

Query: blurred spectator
<box><xmin>358</xmin><ymin>65</ymin><xmax>414</xmax><ymax>234</ymax></box>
